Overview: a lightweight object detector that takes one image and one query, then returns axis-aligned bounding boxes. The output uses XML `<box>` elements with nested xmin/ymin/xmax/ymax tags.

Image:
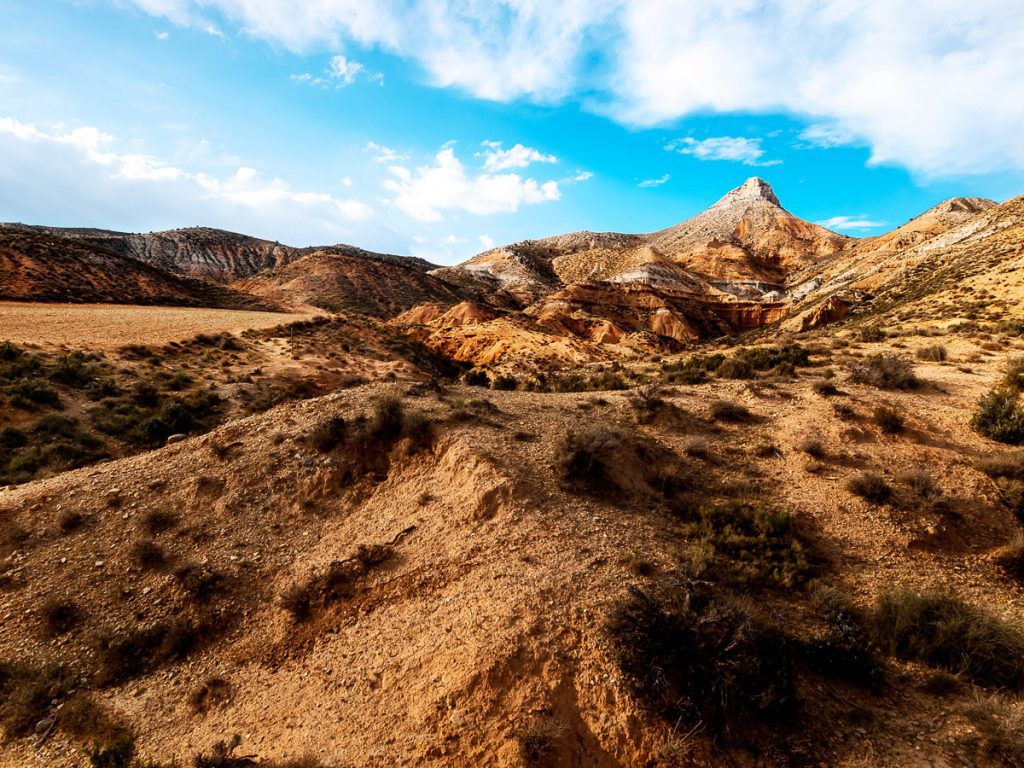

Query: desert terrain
<box><xmin>2</xmin><ymin>179</ymin><xmax>1024</xmax><ymax>768</ymax></box>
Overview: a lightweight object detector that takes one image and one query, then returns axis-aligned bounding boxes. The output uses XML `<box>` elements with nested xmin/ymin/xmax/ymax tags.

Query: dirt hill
<box><xmin>0</xmin><ymin>224</ymin><xmax>436</xmax><ymax>284</ymax></box>
<box><xmin>234</xmin><ymin>251</ymin><xmax>470</xmax><ymax>316</ymax></box>
<box><xmin>3</xmin><ymin>331</ymin><xmax>1024</xmax><ymax>767</ymax></box>
<box><xmin>0</xmin><ymin>229</ymin><xmax>281</xmax><ymax>311</ymax></box>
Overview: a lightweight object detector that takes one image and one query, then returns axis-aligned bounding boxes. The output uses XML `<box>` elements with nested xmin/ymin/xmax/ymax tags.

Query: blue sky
<box><xmin>1</xmin><ymin>1</ymin><xmax>1023</xmax><ymax>265</ymax></box>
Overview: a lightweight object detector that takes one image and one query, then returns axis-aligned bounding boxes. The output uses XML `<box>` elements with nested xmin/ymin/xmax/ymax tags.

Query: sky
<box><xmin>1</xmin><ymin>1</ymin><xmax>1023</xmax><ymax>265</ymax></box>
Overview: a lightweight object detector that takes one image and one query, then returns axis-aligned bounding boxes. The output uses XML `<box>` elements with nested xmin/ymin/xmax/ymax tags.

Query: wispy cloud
<box><xmin>364</xmin><ymin>142</ymin><xmax>406</xmax><ymax>164</ymax></box>
<box><xmin>665</xmin><ymin>137</ymin><xmax>779</xmax><ymax>167</ymax></box>
<box><xmin>817</xmin><ymin>215</ymin><xmax>885</xmax><ymax>232</ymax></box>
<box><xmin>638</xmin><ymin>173</ymin><xmax>670</xmax><ymax>188</ymax></box>
<box><xmin>292</xmin><ymin>54</ymin><xmax>378</xmax><ymax>89</ymax></box>
<box><xmin>0</xmin><ymin>116</ymin><xmax>379</xmax><ymax>245</ymax></box>
<box><xmin>799</xmin><ymin>124</ymin><xmax>857</xmax><ymax>149</ymax></box>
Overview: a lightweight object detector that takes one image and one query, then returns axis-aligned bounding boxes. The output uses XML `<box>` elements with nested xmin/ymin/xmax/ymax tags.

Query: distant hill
<box><xmin>0</xmin><ymin>224</ymin><xmax>436</xmax><ymax>283</ymax></box>
<box><xmin>0</xmin><ymin>229</ymin><xmax>281</xmax><ymax>310</ymax></box>
<box><xmin>234</xmin><ymin>250</ymin><xmax>469</xmax><ymax>317</ymax></box>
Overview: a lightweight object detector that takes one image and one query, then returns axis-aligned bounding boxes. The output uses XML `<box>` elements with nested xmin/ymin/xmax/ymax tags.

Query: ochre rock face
<box><xmin>799</xmin><ymin>295</ymin><xmax>850</xmax><ymax>331</ymax></box>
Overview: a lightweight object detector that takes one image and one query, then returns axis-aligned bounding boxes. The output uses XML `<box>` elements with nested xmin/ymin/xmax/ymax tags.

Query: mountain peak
<box><xmin>711</xmin><ymin>177</ymin><xmax>780</xmax><ymax>208</ymax></box>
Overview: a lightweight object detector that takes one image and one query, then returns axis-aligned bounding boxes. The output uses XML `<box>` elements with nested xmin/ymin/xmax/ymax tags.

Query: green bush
<box><xmin>491</xmin><ymin>375</ymin><xmax>518</xmax><ymax>391</ymax></box>
<box><xmin>973</xmin><ymin>389</ymin><xmax>1024</xmax><ymax>445</ymax></box>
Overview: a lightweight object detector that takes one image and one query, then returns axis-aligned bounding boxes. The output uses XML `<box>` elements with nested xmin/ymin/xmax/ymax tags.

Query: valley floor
<box><xmin>1</xmin><ymin>326</ymin><xmax>1024</xmax><ymax>767</ymax></box>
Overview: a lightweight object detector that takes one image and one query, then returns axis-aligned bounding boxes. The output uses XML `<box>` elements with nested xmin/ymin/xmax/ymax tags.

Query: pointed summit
<box><xmin>711</xmin><ymin>177</ymin><xmax>781</xmax><ymax>208</ymax></box>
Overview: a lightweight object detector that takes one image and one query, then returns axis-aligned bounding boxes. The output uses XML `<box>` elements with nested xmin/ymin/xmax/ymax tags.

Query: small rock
<box><xmin>166</xmin><ymin>434</ymin><xmax>187</xmax><ymax>445</ymax></box>
<box><xmin>94</xmin><ymin>560</ymin><xmax>104</xmax><ymax>568</ymax></box>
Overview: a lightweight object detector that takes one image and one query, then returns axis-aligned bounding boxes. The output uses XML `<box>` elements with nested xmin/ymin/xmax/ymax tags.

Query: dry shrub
<box><xmin>607</xmin><ymin>584</ymin><xmax>795</xmax><ymax>733</ymax></box>
<box><xmin>964</xmin><ymin>695</ymin><xmax>1024</xmax><ymax>767</ymax></box>
<box><xmin>872</xmin><ymin>590</ymin><xmax>1024</xmax><ymax>688</ymax></box>
<box><xmin>709</xmin><ymin>400</ymin><xmax>754</xmax><ymax>422</ymax></box>
<box><xmin>94</xmin><ymin>615</ymin><xmax>214</xmax><ymax>685</ymax></box>
<box><xmin>916</xmin><ymin>345</ymin><xmax>948</xmax><ymax>362</ymax></box>
<box><xmin>847</xmin><ymin>472</ymin><xmax>892</xmax><ymax>504</ymax></box>
<box><xmin>41</xmin><ymin>596</ymin><xmax>80</xmax><ymax>636</ymax></box>
<box><xmin>517</xmin><ymin>716</ymin><xmax>566</xmax><ymax>766</ymax></box>
<box><xmin>873</xmin><ymin>405</ymin><xmax>904</xmax><ymax>434</ymax></box>
<box><xmin>848</xmin><ymin>353</ymin><xmax>918</xmax><ymax>390</ymax></box>
<box><xmin>0</xmin><ymin>662</ymin><xmax>73</xmax><ymax>737</ymax></box>
<box><xmin>555</xmin><ymin>426</ymin><xmax>625</xmax><ymax>495</ymax></box>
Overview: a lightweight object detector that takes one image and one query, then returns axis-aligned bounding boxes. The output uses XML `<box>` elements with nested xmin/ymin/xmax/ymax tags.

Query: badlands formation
<box><xmin>1</xmin><ymin>179</ymin><xmax>1024</xmax><ymax>767</ymax></box>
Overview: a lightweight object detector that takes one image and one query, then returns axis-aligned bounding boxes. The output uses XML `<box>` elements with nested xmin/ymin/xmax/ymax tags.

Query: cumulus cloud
<box><xmin>478</xmin><ymin>234</ymin><xmax>495</xmax><ymax>250</ymax></box>
<box><xmin>382</xmin><ymin>145</ymin><xmax>561</xmax><ymax>222</ymax></box>
<box><xmin>817</xmin><ymin>215</ymin><xmax>886</xmax><ymax>232</ymax></box>
<box><xmin>0</xmin><ymin>117</ymin><xmax>383</xmax><ymax>247</ymax></box>
<box><xmin>665</xmin><ymin>137</ymin><xmax>779</xmax><ymax>166</ymax></box>
<box><xmin>122</xmin><ymin>0</ymin><xmax>1024</xmax><ymax>177</ymax></box>
<box><xmin>479</xmin><ymin>141</ymin><xmax>557</xmax><ymax>172</ymax></box>
<box><xmin>638</xmin><ymin>173</ymin><xmax>670</xmax><ymax>188</ymax></box>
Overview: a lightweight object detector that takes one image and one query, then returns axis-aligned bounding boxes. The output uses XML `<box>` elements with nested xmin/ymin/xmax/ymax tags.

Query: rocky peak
<box><xmin>710</xmin><ymin>177</ymin><xmax>781</xmax><ymax>209</ymax></box>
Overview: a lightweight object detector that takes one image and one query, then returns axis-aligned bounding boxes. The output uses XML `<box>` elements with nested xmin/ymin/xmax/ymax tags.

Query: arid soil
<box><xmin>0</xmin><ymin>302</ymin><xmax>318</xmax><ymax>349</ymax></box>
<box><xmin>2</xmin><ymin>324</ymin><xmax>1023</xmax><ymax>767</ymax></box>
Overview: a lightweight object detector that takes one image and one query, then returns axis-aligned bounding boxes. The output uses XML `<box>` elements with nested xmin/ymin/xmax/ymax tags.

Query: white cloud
<box><xmin>382</xmin><ymin>145</ymin><xmax>561</xmax><ymax>222</ymax></box>
<box><xmin>665</xmin><ymin>137</ymin><xmax>779</xmax><ymax>167</ymax></box>
<box><xmin>122</xmin><ymin>0</ymin><xmax>1024</xmax><ymax>177</ymax></box>
<box><xmin>364</xmin><ymin>141</ymin><xmax>405</xmax><ymax>163</ymax></box>
<box><xmin>638</xmin><ymin>173</ymin><xmax>669</xmax><ymax>188</ymax></box>
<box><xmin>799</xmin><ymin>123</ymin><xmax>857</xmax><ymax>149</ymax></box>
<box><xmin>479</xmin><ymin>141</ymin><xmax>557</xmax><ymax>172</ymax></box>
<box><xmin>341</xmin><ymin>176</ymin><xmax>353</xmax><ymax>187</ymax></box>
<box><xmin>478</xmin><ymin>234</ymin><xmax>495</xmax><ymax>250</ymax></box>
<box><xmin>563</xmin><ymin>170</ymin><xmax>593</xmax><ymax>184</ymax></box>
<box><xmin>0</xmin><ymin>116</ymin><xmax>384</xmax><ymax>247</ymax></box>
<box><xmin>817</xmin><ymin>215</ymin><xmax>885</xmax><ymax>232</ymax></box>
<box><xmin>328</xmin><ymin>54</ymin><xmax>362</xmax><ymax>85</ymax></box>
<box><xmin>154</xmin><ymin>31</ymin><xmax>170</xmax><ymax>41</ymax></box>
<box><xmin>292</xmin><ymin>54</ymin><xmax>374</xmax><ymax>88</ymax></box>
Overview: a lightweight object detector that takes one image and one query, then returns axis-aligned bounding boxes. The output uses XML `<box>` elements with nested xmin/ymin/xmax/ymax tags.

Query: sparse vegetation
<box><xmin>973</xmin><ymin>388</ymin><xmax>1024</xmax><ymax>444</ymax></box>
<box><xmin>607</xmin><ymin>584</ymin><xmax>795</xmax><ymax>731</ymax></box>
<box><xmin>41</xmin><ymin>596</ymin><xmax>80</xmax><ymax>636</ymax></box>
<box><xmin>517</xmin><ymin>716</ymin><xmax>566</xmax><ymax>766</ymax></box>
<box><xmin>916</xmin><ymin>344</ymin><xmax>948</xmax><ymax>362</ymax></box>
<box><xmin>872</xmin><ymin>590</ymin><xmax>1024</xmax><ymax>688</ymax></box>
<box><xmin>709</xmin><ymin>399</ymin><xmax>754</xmax><ymax>422</ymax></box>
<box><xmin>555</xmin><ymin>426</ymin><xmax>625</xmax><ymax>495</ymax></box>
<box><xmin>847</xmin><ymin>472</ymin><xmax>892</xmax><ymax>504</ymax></box>
<box><xmin>310</xmin><ymin>415</ymin><xmax>348</xmax><ymax>452</ymax></box>
<box><xmin>848</xmin><ymin>353</ymin><xmax>918</xmax><ymax>390</ymax></box>
<box><xmin>873</xmin><ymin>405</ymin><xmax>905</xmax><ymax>434</ymax></box>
